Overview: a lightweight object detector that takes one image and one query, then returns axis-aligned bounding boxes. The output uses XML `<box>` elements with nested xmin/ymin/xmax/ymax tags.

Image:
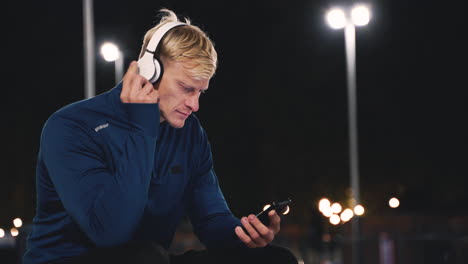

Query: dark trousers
<box><xmin>62</xmin><ymin>241</ymin><xmax>298</xmax><ymax>264</ymax></box>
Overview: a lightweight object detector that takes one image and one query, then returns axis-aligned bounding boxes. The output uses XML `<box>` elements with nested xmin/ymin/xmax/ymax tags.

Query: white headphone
<box><xmin>137</xmin><ymin>21</ymin><xmax>186</xmax><ymax>83</ymax></box>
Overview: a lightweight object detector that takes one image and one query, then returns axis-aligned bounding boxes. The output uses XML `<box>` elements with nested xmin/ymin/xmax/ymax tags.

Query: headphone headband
<box><xmin>145</xmin><ymin>21</ymin><xmax>186</xmax><ymax>54</ymax></box>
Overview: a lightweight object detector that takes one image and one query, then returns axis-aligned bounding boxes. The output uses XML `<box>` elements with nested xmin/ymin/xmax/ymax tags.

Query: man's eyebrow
<box><xmin>179</xmin><ymin>81</ymin><xmax>208</xmax><ymax>91</ymax></box>
<box><xmin>178</xmin><ymin>81</ymin><xmax>192</xmax><ymax>88</ymax></box>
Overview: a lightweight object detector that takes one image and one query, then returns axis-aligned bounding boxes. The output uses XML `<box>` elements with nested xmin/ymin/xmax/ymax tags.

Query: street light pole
<box><xmin>326</xmin><ymin>4</ymin><xmax>370</xmax><ymax>264</ymax></box>
<box><xmin>115</xmin><ymin>51</ymin><xmax>124</xmax><ymax>84</ymax></box>
<box><xmin>344</xmin><ymin>22</ymin><xmax>361</xmax><ymax>264</ymax></box>
<box><xmin>83</xmin><ymin>0</ymin><xmax>95</xmax><ymax>99</ymax></box>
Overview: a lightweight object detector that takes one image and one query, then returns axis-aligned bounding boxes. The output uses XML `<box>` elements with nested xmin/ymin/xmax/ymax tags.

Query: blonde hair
<box><xmin>139</xmin><ymin>9</ymin><xmax>217</xmax><ymax>80</ymax></box>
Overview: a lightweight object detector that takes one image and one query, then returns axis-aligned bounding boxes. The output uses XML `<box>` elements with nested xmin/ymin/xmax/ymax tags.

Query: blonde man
<box><xmin>24</xmin><ymin>9</ymin><xmax>297</xmax><ymax>264</ymax></box>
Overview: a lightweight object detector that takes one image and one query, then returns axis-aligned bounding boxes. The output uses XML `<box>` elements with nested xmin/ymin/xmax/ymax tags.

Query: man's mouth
<box><xmin>176</xmin><ymin>110</ymin><xmax>190</xmax><ymax>118</ymax></box>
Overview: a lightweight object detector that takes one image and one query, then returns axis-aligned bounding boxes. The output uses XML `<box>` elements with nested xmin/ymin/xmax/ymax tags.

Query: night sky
<box><xmin>2</xmin><ymin>0</ymin><xmax>467</xmax><ymax>227</ymax></box>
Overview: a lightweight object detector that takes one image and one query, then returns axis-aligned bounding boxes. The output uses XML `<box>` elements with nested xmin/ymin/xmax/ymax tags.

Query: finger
<box><xmin>243</xmin><ymin>216</ymin><xmax>267</xmax><ymax>247</ymax></box>
<box><xmin>122</xmin><ymin>61</ymin><xmax>138</xmax><ymax>86</ymax></box>
<box><xmin>147</xmin><ymin>88</ymin><xmax>160</xmax><ymax>104</ymax></box>
<box><xmin>137</xmin><ymin>80</ymin><xmax>154</xmax><ymax>97</ymax></box>
<box><xmin>234</xmin><ymin>226</ymin><xmax>256</xmax><ymax>248</ymax></box>
<box><xmin>143</xmin><ymin>84</ymin><xmax>159</xmax><ymax>104</ymax></box>
<box><xmin>128</xmin><ymin>75</ymin><xmax>146</xmax><ymax>99</ymax></box>
<box><xmin>248</xmin><ymin>214</ymin><xmax>274</xmax><ymax>243</ymax></box>
<box><xmin>124</xmin><ymin>61</ymin><xmax>139</xmax><ymax>77</ymax></box>
<box><xmin>268</xmin><ymin>210</ymin><xmax>281</xmax><ymax>234</ymax></box>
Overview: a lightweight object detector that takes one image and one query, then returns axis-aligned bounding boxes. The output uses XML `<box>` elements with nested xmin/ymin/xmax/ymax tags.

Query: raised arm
<box><xmin>41</xmin><ymin>61</ymin><xmax>160</xmax><ymax>247</ymax></box>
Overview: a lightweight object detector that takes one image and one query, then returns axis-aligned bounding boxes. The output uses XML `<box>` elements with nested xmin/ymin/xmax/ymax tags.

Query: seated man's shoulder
<box><xmin>44</xmin><ymin>93</ymin><xmax>111</xmax><ymax>134</ymax></box>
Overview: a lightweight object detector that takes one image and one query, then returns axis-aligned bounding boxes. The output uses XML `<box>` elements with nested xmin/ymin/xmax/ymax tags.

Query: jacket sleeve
<box><xmin>41</xmin><ymin>104</ymin><xmax>159</xmax><ymax>247</ymax></box>
<box><xmin>187</xmin><ymin>125</ymin><xmax>246</xmax><ymax>249</ymax></box>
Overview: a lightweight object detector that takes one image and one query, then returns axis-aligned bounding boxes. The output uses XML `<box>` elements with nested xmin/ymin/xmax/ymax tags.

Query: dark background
<box><xmin>3</xmin><ymin>0</ymin><xmax>467</xmax><ymax>233</ymax></box>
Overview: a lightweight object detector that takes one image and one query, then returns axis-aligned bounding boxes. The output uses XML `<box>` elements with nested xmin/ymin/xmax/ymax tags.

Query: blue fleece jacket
<box><xmin>23</xmin><ymin>83</ymin><xmax>243</xmax><ymax>264</ymax></box>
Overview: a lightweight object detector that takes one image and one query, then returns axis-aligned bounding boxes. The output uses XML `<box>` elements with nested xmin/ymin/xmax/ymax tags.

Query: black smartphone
<box><xmin>239</xmin><ymin>198</ymin><xmax>292</xmax><ymax>235</ymax></box>
<box><xmin>255</xmin><ymin>198</ymin><xmax>292</xmax><ymax>227</ymax></box>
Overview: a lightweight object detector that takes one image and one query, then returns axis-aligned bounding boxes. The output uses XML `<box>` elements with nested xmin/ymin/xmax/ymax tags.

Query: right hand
<box><xmin>120</xmin><ymin>61</ymin><xmax>159</xmax><ymax>104</ymax></box>
<box><xmin>234</xmin><ymin>211</ymin><xmax>281</xmax><ymax>248</ymax></box>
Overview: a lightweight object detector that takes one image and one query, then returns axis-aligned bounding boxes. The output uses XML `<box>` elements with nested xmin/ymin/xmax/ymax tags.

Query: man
<box><xmin>24</xmin><ymin>9</ymin><xmax>298</xmax><ymax>264</ymax></box>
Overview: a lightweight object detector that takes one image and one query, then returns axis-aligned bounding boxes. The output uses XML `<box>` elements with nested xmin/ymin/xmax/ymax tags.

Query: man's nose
<box><xmin>185</xmin><ymin>94</ymin><xmax>199</xmax><ymax>112</ymax></box>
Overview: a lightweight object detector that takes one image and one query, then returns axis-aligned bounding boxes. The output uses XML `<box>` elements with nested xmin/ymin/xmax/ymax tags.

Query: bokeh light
<box><xmin>322</xmin><ymin>206</ymin><xmax>334</xmax><ymax>217</ymax></box>
<box><xmin>319</xmin><ymin>198</ymin><xmax>331</xmax><ymax>212</ymax></box>
<box><xmin>340</xmin><ymin>208</ymin><xmax>354</xmax><ymax>222</ymax></box>
<box><xmin>389</xmin><ymin>197</ymin><xmax>400</xmax><ymax>208</ymax></box>
<box><xmin>329</xmin><ymin>214</ymin><xmax>341</xmax><ymax>225</ymax></box>
<box><xmin>10</xmin><ymin>228</ymin><xmax>19</xmax><ymax>237</ymax></box>
<box><xmin>354</xmin><ymin>204</ymin><xmax>365</xmax><ymax>216</ymax></box>
<box><xmin>100</xmin><ymin>42</ymin><xmax>120</xmax><ymax>62</ymax></box>
<box><xmin>13</xmin><ymin>218</ymin><xmax>23</xmax><ymax>228</ymax></box>
<box><xmin>331</xmin><ymin>203</ymin><xmax>343</xmax><ymax>214</ymax></box>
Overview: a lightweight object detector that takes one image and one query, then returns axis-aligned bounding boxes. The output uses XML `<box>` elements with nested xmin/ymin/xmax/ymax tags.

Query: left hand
<box><xmin>234</xmin><ymin>210</ymin><xmax>281</xmax><ymax>248</ymax></box>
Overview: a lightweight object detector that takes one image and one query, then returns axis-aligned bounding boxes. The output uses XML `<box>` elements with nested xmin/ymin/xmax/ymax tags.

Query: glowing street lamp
<box><xmin>325</xmin><ymin>5</ymin><xmax>371</xmax><ymax>264</ymax></box>
<box><xmin>325</xmin><ymin>2</ymin><xmax>372</xmax><ymax>213</ymax></box>
<box><xmin>100</xmin><ymin>42</ymin><xmax>124</xmax><ymax>84</ymax></box>
<box><xmin>326</xmin><ymin>8</ymin><xmax>347</xmax><ymax>29</ymax></box>
<box><xmin>351</xmin><ymin>5</ymin><xmax>371</xmax><ymax>26</ymax></box>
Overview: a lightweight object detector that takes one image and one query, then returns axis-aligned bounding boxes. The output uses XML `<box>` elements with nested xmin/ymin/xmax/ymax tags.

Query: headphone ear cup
<box><xmin>137</xmin><ymin>53</ymin><xmax>156</xmax><ymax>82</ymax></box>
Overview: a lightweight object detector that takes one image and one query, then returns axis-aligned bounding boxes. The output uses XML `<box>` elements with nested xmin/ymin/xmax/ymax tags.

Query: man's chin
<box><xmin>167</xmin><ymin>119</ymin><xmax>185</xmax><ymax>129</ymax></box>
